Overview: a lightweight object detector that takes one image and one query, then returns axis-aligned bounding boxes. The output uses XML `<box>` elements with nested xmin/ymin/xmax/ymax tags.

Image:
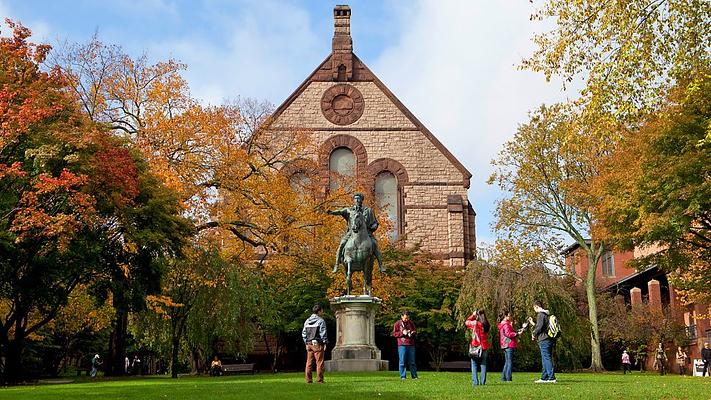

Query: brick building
<box><xmin>268</xmin><ymin>5</ymin><xmax>476</xmax><ymax>267</ymax></box>
<box><xmin>564</xmin><ymin>244</ymin><xmax>711</xmax><ymax>374</ymax></box>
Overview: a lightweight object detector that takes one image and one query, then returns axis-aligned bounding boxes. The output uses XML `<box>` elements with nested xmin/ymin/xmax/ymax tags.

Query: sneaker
<box><xmin>546</xmin><ymin>379</ymin><xmax>557</xmax><ymax>383</ymax></box>
<box><xmin>412</xmin><ymin>377</ymin><xmax>418</xmax><ymax>380</ymax></box>
<box><xmin>401</xmin><ymin>378</ymin><xmax>406</xmax><ymax>381</ymax></box>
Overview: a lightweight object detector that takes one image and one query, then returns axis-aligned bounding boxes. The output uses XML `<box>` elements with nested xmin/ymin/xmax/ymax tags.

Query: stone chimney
<box><xmin>332</xmin><ymin>5</ymin><xmax>353</xmax><ymax>81</ymax></box>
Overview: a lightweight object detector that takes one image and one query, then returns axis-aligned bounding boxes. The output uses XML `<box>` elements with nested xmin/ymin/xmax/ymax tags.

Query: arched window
<box><xmin>375</xmin><ymin>171</ymin><xmax>398</xmax><ymax>240</ymax></box>
<box><xmin>329</xmin><ymin>147</ymin><xmax>355</xmax><ymax>190</ymax></box>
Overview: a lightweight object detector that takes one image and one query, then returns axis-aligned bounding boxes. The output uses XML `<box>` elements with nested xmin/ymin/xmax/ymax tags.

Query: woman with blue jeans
<box><xmin>498</xmin><ymin>311</ymin><xmax>521</xmax><ymax>381</ymax></box>
<box><xmin>465</xmin><ymin>309</ymin><xmax>490</xmax><ymax>386</ymax></box>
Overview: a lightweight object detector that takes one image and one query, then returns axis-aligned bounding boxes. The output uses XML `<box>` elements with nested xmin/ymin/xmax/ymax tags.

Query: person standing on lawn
<box><xmin>465</xmin><ymin>309</ymin><xmax>491</xmax><ymax>386</ymax></box>
<box><xmin>498</xmin><ymin>310</ymin><xmax>522</xmax><ymax>382</ymax></box>
<box><xmin>654</xmin><ymin>343</ymin><xmax>667</xmax><ymax>375</ymax></box>
<box><xmin>302</xmin><ymin>304</ymin><xmax>328</xmax><ymax>384</ymax></box>
<box><xmin>528</xmin><ymin>300</ymin><xmax>556</xmax><ymax>383</ymax></box>
<box><xmin>675</xmin><ymin>347</ymin><xmax>688</xmax><ymax>376</ymax></box>
<box><xmin>702</xmin><ymin>342</ymin><xmax>711</xmax><ymax>377</ymax></box>
<box><xmin>621</xmin><ymin>350</ymin><xmax>632</xmax><ymax>374</ymax></box>
<box><xmin>392</xmin><ymin>310</ymin><xmax>418</xmax><ymax>380</ymax></box>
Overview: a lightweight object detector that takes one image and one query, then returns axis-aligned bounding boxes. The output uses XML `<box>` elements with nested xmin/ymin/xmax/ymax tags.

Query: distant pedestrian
<box><xmin>675</xmin><ymin>347</ymin><xmax>688</xmax><ymax>376</ymax></box>
<box><xmin>622</xmin><ymin>350</ymin><xmax>632</xmax><ymax>374</ymax></box>
<box><xmin>302</xmin><ymin>304</ymin><xmax>328</xmax><ymax>383</ymax></box>
<box><xmin>497</xmin><ymin>310</ymin><xmax>522</xmax><ymax>382</ymax></box>
<box><xmin>529</xmin><ymin>300</ymin><xmax>556</xmax><ymax>383</ymax></box>
<box><xmin>465</xmin><ymin>309</ymin><xmax>490</xmax><ymax>386</ymax></box>
<box><xmin>392</xmin><ymin>310</ymin><xmax>418</xmax><ymax>380</ymax></box>
<box><xmin>653</xmin><ymin>343</ymin><xmax>667</xmax><ymax>375</ymax></box>
<box><xmin>132</xmin><ymin>355</ymin><xmax>141</xmax><ymax>375</ymax></box>
<box><xmin>702</xmin><ymin>342</ymin><xmax>711</xmax><ymax>377</ymax></box>
<box><xmin>90</xmin><ymin>354</ymin><xmax>101</xmax><ymax>377</ymax></box>
<box><xmin>124</xmin><ymin>356</ymin><xmax>130</xmax><ymax>374</ymax></box>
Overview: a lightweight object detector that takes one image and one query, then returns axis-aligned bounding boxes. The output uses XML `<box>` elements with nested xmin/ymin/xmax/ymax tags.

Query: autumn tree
<box><xmin>132</xmin><ymin>247</ymin><xmax>261</xmax><ymax>378</ymax></box>
<box><xmin>489</xmin><ymin>103</ymin><xmax>616</xmax><ymax>370</ymax></box>
<box><xmin>524</xmin><ymin>0</ymin><xmax>711</xmax><ymax>122</ymax></box>
<box><xmin>35</xmin><ymin>285</ymin><xmax>115</xmax><ymax>376</ymax></box>
<box><xmin>53</xmin><ymin>37</ymin><xmax>364</xmax><ymax>374</ymax></box>
<box><xmin>594</xmin><ymin>72</ymin><xmax>711</xmax><ymax>304</ymax></box>
<box><xmin>0</xmin><ymin>21</ymin><xmax>188</xmax><ymax>382</ymax></box>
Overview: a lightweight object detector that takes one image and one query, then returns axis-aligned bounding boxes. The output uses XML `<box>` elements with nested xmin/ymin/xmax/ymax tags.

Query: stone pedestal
<box><xmin>325</xmin><ymin>296</ymin><xmax>389</xmax><ymax>372</ymax></box>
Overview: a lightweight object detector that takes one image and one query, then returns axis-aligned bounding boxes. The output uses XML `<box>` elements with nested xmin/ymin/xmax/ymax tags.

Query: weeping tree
<box><xmin>489</xmin><ymin>107</ymin><xmax>615</xmax><ymax>371</ymax></box>
<box><xmin>456</xmin><ymin>242</ymin><xmax>589</xmax><ymax>371</ymax></box>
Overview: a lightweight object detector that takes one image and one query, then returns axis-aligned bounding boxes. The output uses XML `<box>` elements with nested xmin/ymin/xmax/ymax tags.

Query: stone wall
<box><xmin>271</xmin><ymin>75</ymin><xmax>474</xmax><ymax>266</ymax></box>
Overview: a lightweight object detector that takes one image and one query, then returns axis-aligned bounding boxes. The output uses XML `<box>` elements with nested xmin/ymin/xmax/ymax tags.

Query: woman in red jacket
<box><xmin>465</xmin><ymin>309</ymin><xmax>490</xmax><ymax>386</ymax></box>
<box><xmin>498</xmin><ymin>310</ymin><xmax>521</xmax><ymax>382</ymax></box>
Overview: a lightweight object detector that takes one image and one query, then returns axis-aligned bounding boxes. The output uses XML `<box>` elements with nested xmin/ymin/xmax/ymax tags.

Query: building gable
<box><xmin>271</xmin><ymin>54</ymin><xmax>472</xmax><ymax>187</ymax></box>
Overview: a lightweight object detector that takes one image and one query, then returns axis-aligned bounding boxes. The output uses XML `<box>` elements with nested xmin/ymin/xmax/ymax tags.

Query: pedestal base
<box><xmin>326</xmin><ymin>295</ymin><xmax>389</xmax><ymax>372</ymax></box>
<box><xmin>325</xmin><ymin>359</ymin><xmax>389</xmax><ymax>372</ymax></box>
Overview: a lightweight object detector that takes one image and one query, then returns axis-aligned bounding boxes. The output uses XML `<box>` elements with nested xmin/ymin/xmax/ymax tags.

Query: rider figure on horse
<box><xmin>328</xmin><ymin>192</ymin><xmax>385</xmax><ymax>273</ymax></box>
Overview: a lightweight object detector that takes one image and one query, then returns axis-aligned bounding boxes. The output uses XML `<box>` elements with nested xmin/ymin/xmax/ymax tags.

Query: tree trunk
<box><xmin>5</xmin><ymin>324</ymin><xmax>25</xmax><ymax>384</ymax></box>
<box><xmin>585</xmin><ymin>254</ymin><xmax>604</xmax><ymax>371</ymax></box>
<box><xmin>170</xmin><ymin>318</ymin><xmax>181</xmax><ymax>379</ymax></box>
<box><xmin>107</xmin><ymin>308</ymin><xmax>128</xmax><ymax>376</ymax></box>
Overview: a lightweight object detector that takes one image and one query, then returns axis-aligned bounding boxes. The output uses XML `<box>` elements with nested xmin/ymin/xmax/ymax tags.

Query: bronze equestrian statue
<box><xmin>328</xmin><ymin>192</ymin><xmax>385</xmax><ymax>295</ymax></box>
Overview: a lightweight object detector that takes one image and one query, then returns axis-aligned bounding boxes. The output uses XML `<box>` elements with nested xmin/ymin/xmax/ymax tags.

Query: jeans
<box><xmin>470</xmin><ymin>349</ymin><xmax>487</xmax><ymax>385</ymax></box>
<box><xmin>501</xmin><ymin>348</ymin><xmax>514</xmax><ymax>381</ymax></box>
<box><xmin>538</xmin><ymin>339</ymin><xmax>556</xmax><ymax>381</ymax></box>
<box><xmin>398</xmin><ymin>345</ymin><xmax>417</xmax><ymax>379</ymax></box>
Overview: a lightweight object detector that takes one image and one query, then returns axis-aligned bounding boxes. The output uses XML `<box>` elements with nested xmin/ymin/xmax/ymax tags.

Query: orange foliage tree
<box><xmin>0</xmin><ymin>21</ymin><xmax>188</xmax><ymax>382</ymax></box>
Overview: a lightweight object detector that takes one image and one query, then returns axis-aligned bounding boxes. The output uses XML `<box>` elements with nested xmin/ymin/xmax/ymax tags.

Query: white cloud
<box><xmin>147</xmin><ymin>0</ymin><xmax>323</xmax><ymax>106</ymax></box>
<box><xmin>371</xmin><ymin>0</ymin><xmax>575</xmax><ymax>244</ymax></box>
<box><xmin>0</xmin><ymin>0</ymin><xmax>52</xmax><ymax>42</ymax></box>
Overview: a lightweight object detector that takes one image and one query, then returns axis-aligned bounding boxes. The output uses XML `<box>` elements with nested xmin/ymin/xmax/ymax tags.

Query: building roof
<box><xmin>266</xmin><ymin>6</ymin><xmax>473</xmax><ymax>188</ymax></box>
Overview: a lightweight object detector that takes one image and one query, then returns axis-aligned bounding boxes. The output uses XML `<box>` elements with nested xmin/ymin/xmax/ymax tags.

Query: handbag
<box><xmin>469</xmin><ymin>343</ymin><xmax>483</xmax><ymax>359</ymax></box>
<box><xmin>468</xmin><ymin>322</ymin><xmax>483</xmax><ymax>359</ymax></box>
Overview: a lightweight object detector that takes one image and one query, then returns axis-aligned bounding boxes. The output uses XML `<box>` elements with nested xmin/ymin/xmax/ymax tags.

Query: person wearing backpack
<box><xmin>528</xmin><ymin>300</ymin><xmax>557</xmax><ymax>383</ymax></box>
<box><xmin>465</xmin><ymin>309</ymin><xmax>491</xmax><ymax>386</ymax></box>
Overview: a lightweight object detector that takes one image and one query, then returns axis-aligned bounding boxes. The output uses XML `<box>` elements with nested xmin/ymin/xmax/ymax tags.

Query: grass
<box><xmin>1</xmin><ymin>371</ymin><xmax>709</xmax><ymax>400</ymax></box>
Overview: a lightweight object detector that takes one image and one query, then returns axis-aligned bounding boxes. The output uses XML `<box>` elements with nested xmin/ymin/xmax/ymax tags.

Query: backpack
<box><xmin>547</xmin><ymin>314</ymin><xmax>561</xmax><ymax>339</ymax></box>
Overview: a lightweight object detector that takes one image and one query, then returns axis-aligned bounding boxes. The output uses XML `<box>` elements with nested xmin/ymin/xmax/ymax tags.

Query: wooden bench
<box><xmin>221</xmin><ymin>363</ymin><xmax>256</xmax><ymax>375</ymax></box>
<box><xmin>430</xmin><ymin>361</ymin><xmax>471</xmax><ymax>371</ymax></box>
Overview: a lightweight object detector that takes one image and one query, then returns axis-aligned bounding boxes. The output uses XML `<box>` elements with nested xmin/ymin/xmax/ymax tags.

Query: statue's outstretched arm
<box><xmin>327</xmin><ymin>208</ymin><xmax>349</xmax><ymax>217</ymax></box>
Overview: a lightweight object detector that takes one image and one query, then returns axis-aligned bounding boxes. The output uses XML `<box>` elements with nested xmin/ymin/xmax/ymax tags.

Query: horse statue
<box><xmin>342</xmin><ymin>209</ymin><xmax>375</xmax><ymax>295</ymax></box>
<box><xmin>327</xmin><ymin>192</ymin><xmax>384</xmax><ymax>296</ymax></box>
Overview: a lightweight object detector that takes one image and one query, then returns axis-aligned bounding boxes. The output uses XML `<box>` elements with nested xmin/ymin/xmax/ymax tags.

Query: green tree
<box><xmin>524</xmin><ymin>0</ymin><xmax>711</xmax><ymax>121</ymax></box>
<box><xmin>489</xmin><ymin>104</ymin><xmax>614</xmax><ymax>370</ymax></box>
<box><xmin>456</xmin><ymin>243</ymin><xmax>589</xmax><ymax>371</ymax></box>
<box><xmin>378</xmin><ymin>247</ymin><xmax>463</xmax><ymax>370</ymax></box>
<box><xmin>133</xmin><ymin>248</ymin><xmax>261</xmax><ymax>377</ymax></box>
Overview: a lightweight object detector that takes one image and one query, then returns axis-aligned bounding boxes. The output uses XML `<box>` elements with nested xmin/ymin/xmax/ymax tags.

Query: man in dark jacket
<box><xmin>302</xmin><ymin>305</ymin><xmax>328</xmax><ymax>383</ymax></box>
<box><xmin>528</xmin><ymin>300</ymin><xmax>556</xmax><ymax>383</ymax></box>
<box><xmin>702</xmin><ymin>342</ymin><xmax>711</xmax><ymax>377</ymax></box>
<box><xmin>392</xmin><ymin>310</ymin><xmax>418</xmax><ymax>380</ymax></box>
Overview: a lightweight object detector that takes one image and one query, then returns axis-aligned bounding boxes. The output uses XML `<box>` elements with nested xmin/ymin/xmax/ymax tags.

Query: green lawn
<box><xmin>1</xmin><ymin>371</ymin><xmax>709</xmax><ymax>400</ymax></box>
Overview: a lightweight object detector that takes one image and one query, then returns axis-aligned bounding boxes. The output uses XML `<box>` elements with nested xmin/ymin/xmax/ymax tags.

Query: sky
<box><xmin>1</xmin><ymin>0</ymin><xmax>578</xmax><ymax>246</ymax></box>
